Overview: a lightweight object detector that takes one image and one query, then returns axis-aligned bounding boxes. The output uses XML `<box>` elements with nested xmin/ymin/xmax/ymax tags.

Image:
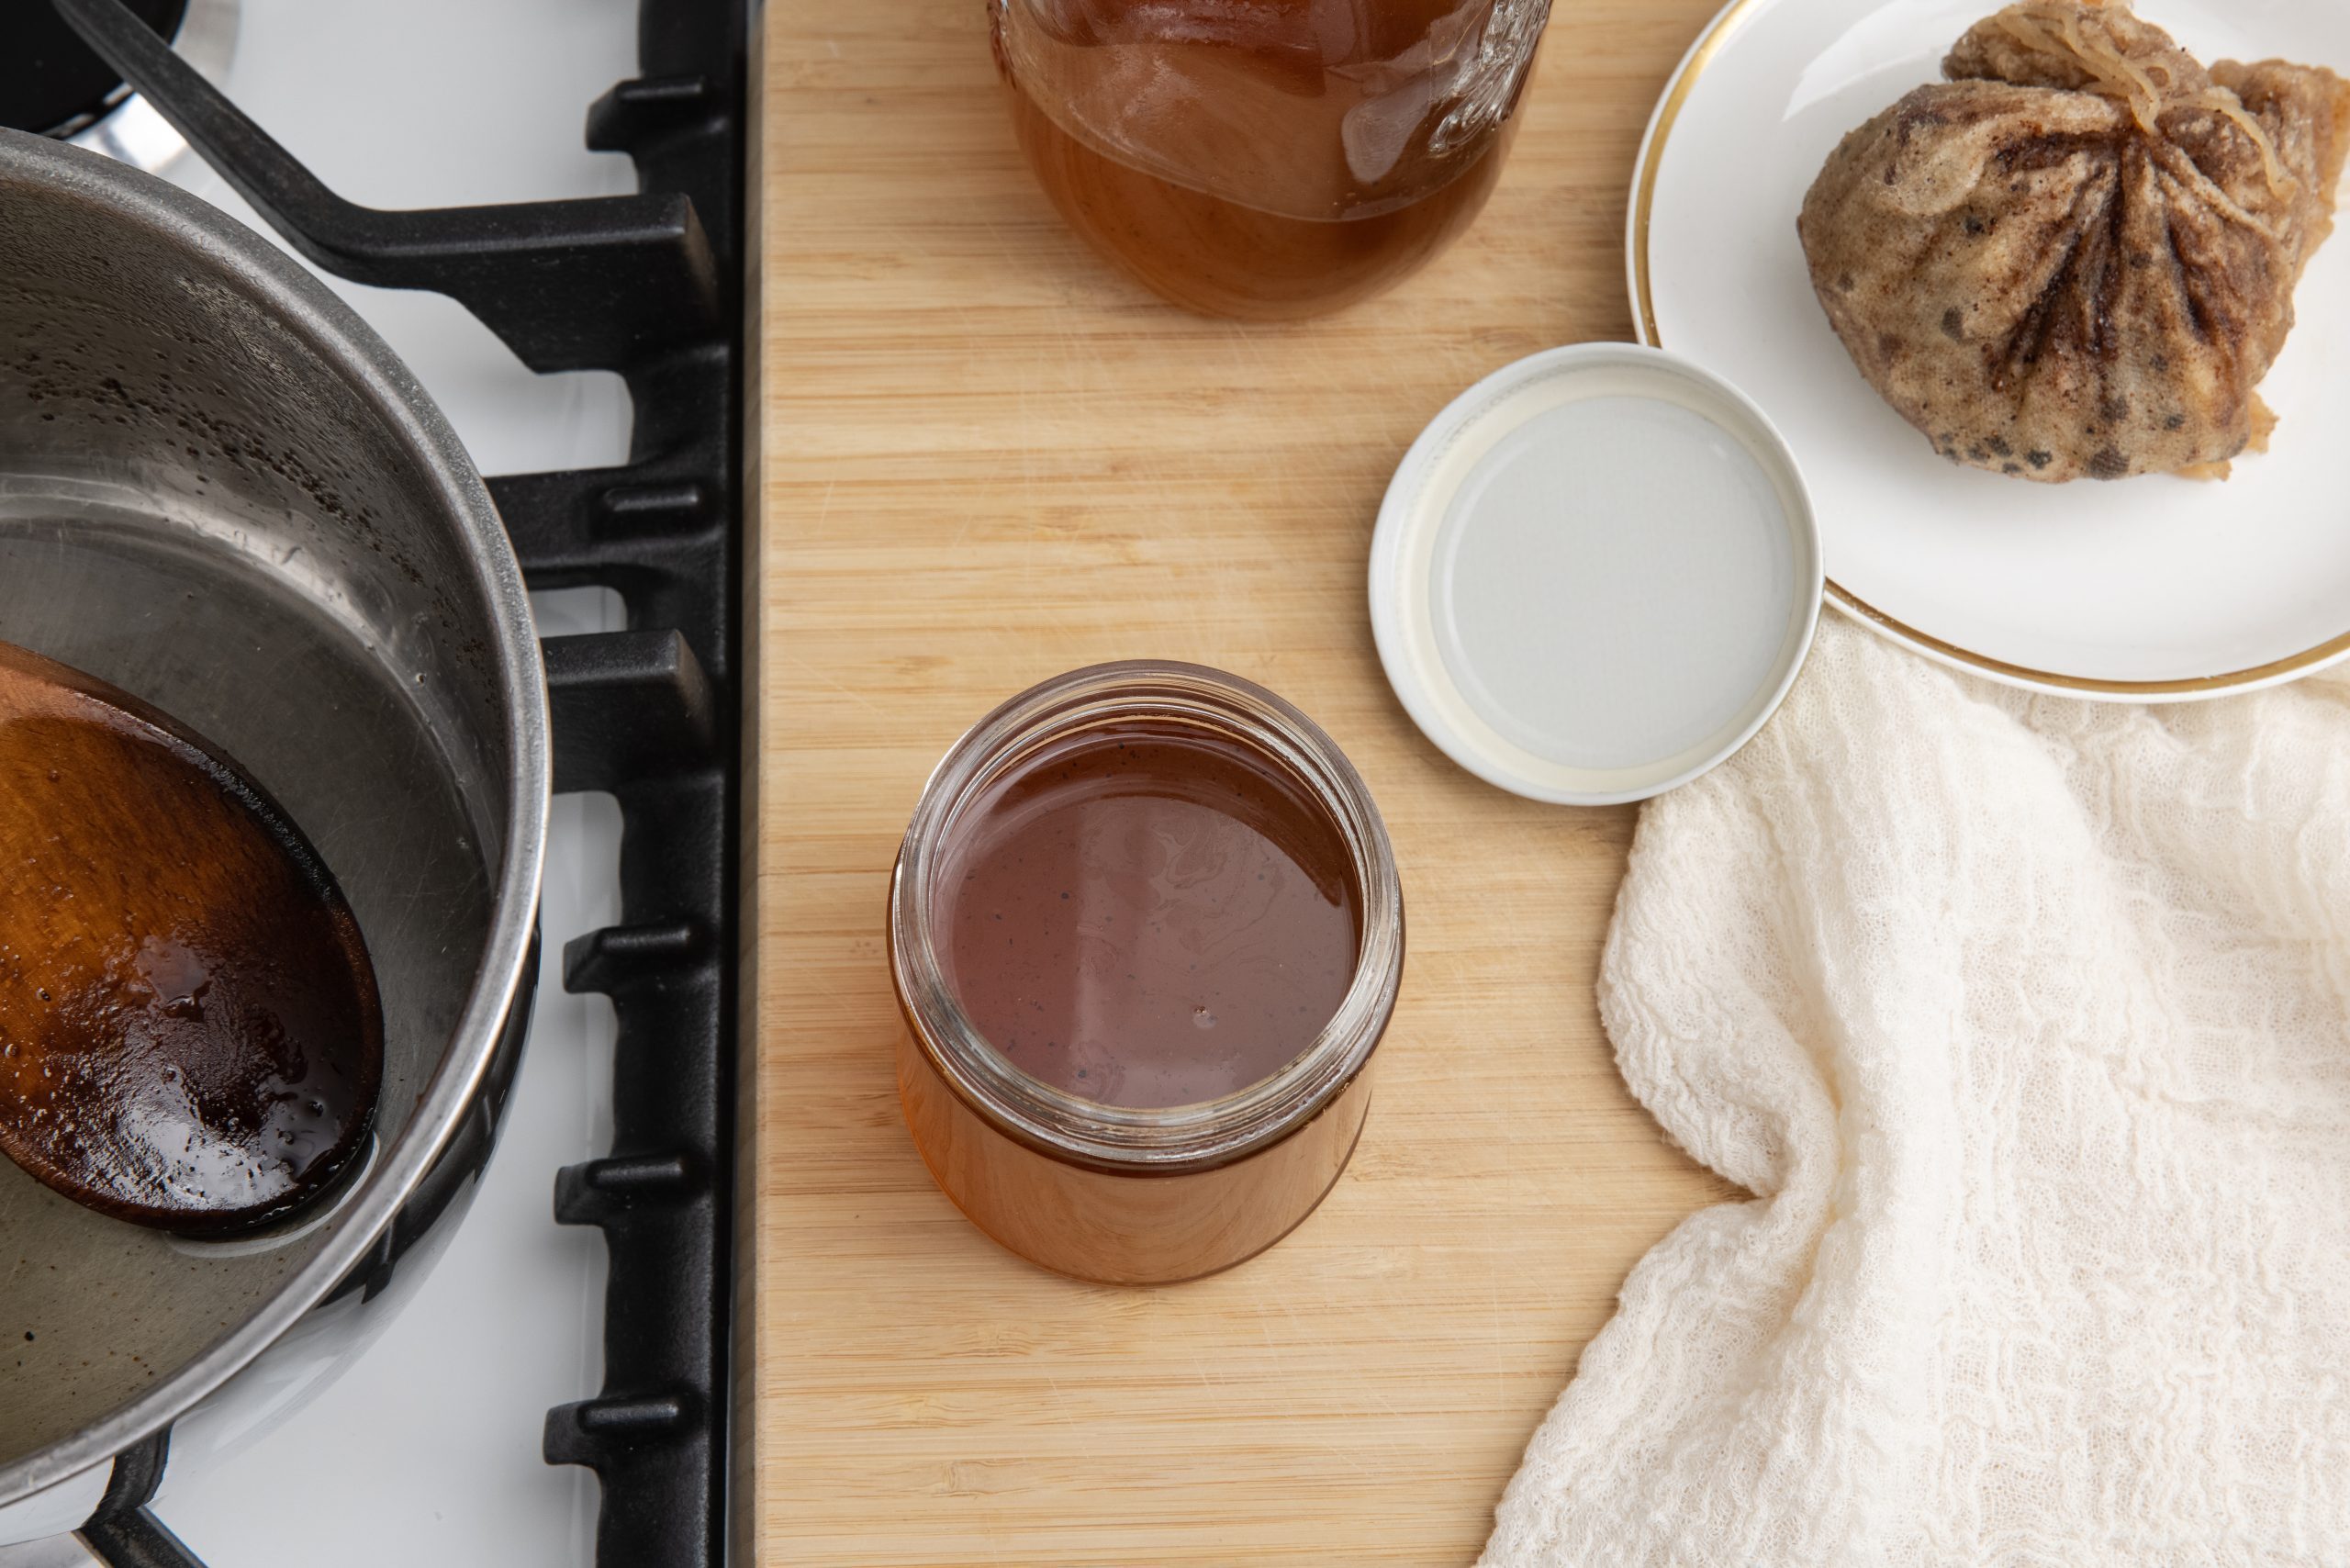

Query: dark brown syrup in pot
<box><xmin>0</xmin><ymin>640</ymin><xmax>382</xmax><ymax>1233</ymax></box>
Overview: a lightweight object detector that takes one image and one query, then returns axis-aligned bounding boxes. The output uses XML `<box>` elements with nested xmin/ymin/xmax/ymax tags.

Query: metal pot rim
<box><xmin>0</xmin><ymin>127</ymin><xmax>553</xmax><ymax>1508</ymax></box>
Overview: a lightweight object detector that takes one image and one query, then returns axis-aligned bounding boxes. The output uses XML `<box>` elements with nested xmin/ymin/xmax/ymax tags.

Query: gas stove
<box><xmin>0</xmin><ymin>1</ymin><xmax>746</xmax><ymax>1563</ymax></box>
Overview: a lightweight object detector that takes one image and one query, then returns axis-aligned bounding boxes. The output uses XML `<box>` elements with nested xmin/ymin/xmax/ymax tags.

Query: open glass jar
<box><xmin>889</xmin><ymin>663</ymin><xmax>1404</xmax><ymax>1283</ymax></box>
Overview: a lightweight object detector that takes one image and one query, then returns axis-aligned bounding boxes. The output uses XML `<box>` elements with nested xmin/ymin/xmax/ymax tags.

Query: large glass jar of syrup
<box><xmin>990</xmin><ymin>0</ymin><xmax>1552</xmax><ymax>320</ymax></box>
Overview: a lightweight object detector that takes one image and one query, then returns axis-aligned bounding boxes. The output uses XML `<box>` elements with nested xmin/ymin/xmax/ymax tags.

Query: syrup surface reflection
<box><xmin>935</xmin><ymin>726</ymin><xmax>1360</xmax><ymax>1109</ymax></box>
<box><xmin>0</xmin><ymin>640</ymin><xmax>383</xmax><ymax>1234</ymax></box>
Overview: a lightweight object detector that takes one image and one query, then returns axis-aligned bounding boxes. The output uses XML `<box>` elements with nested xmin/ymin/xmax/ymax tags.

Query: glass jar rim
<box><xmin>889</xmin><ymin>661</ymin><xmax>1404</xmax><ymax>1173</ymax></box>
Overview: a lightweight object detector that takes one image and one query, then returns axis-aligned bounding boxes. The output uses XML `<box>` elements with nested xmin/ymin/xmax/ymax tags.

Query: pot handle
<box><xmin>73</xmin><ymin>1433</ymin><xmax>204</xmax><ymax>1568</ymax></box>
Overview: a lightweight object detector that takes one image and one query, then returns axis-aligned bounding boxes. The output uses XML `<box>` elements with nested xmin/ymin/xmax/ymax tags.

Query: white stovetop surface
<box><xmin>58</xmin><ymin>0</ymin><xmax>648</xmax><ymax>1562</ymax></box>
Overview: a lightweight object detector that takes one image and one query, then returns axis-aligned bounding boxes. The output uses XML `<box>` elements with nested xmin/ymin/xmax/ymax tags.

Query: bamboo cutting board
<box><xmin>752</xmin><ymin>3</ymin><xmax>1743</xmax><ymax>1562</ymax></box>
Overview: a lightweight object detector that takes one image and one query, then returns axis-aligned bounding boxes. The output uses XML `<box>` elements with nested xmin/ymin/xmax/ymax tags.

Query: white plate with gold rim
<box><xmin>1628</xmin><ymin>0</ymin><xmax>2350</xmax><ymax>700</ymax></box>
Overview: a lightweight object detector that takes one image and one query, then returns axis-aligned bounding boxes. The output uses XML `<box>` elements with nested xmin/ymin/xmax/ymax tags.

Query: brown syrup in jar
<box><xmin>995</xmin><ymin>0</ymin><xmax>1528</xmax><ymax>319</ymax></box>
<box><xmin>935</xmin><ymin>725</ymin><xmax>1360</xmax><ymax>1109</ymax></box>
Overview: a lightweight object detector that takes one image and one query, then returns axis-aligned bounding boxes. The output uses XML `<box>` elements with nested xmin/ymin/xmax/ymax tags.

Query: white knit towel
<box><xmin>1482</xmin><ymin>615</ymin><xmax>2350</xmax><ymax>1566</ymax></box>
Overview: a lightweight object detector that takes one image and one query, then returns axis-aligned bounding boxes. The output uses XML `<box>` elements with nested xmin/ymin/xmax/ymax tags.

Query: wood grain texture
<box><xmin>754</xmin><ymin>3</ymin><xmax>1742</xmax><ymax>1562</ymax></box>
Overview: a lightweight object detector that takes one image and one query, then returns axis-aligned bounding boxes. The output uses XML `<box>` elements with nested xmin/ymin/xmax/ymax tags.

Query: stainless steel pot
<box><xmin>0</xmin><ymin>127</ymin><xmax>550</xmax><ymax>1547</ymax></box>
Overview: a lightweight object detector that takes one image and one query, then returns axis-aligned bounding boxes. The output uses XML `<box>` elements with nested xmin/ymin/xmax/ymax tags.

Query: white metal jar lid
<box><xmin>1370</xmin><ymin>342</ymin><xmax>1823</xmax><ymax>806</ymax></box>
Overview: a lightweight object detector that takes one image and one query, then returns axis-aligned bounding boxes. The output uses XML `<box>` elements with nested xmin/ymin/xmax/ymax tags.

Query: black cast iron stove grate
<box><xmin>48</xmin><ymin>1</ymin><xmax>748</xmax><ymax>1564</ymax></box>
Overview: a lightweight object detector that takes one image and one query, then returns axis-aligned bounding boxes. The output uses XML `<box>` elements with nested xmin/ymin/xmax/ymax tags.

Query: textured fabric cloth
<box><xmin>1482</xmin><ymin>615</ymin><xmax>2350</xmax><ymax>1567</ymax></box>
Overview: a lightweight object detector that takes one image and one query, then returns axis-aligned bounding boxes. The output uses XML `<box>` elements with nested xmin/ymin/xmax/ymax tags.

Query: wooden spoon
<box><xmin>0</xmin><ymin>640</ymin><xmax>382</xmax><ymax>1234</ymax></box>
